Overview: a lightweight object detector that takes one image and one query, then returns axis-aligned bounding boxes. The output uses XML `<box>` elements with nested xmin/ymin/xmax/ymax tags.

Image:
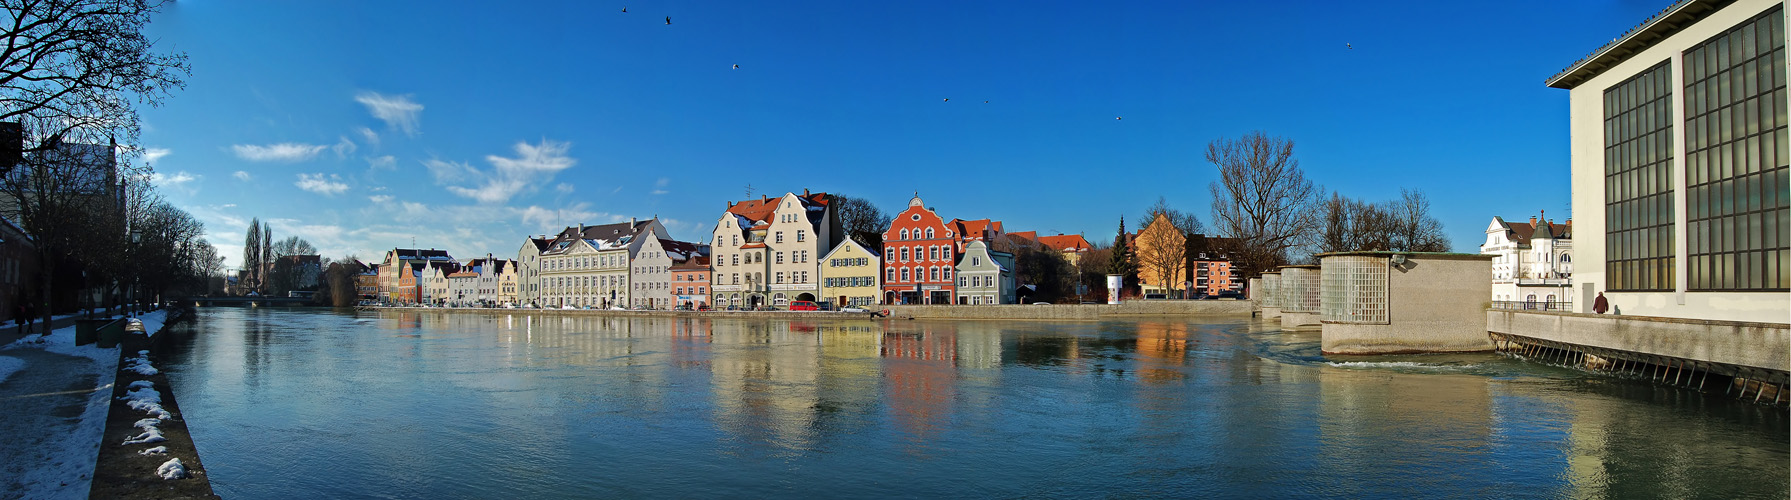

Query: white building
<box><xmin>709</xmin><ymin>190</ymin><xmax>842</xmax><ymax>310</ymax></box>
<box><xmin>1481</xmin><ymin>213</ymin><xmax>1574</xmax><ymax>308</ymax></box>
<box><xmin>955</xmin><ymin>240</ymin><xmax>1015</xmax><ymax>304</ymax></box>
<box><xmin>516</xmin><ymin>237</ymin><xmax>550</xmax><ymax>307</ymax></box>
<box><xmin>1548</xmin><ymin>0</ymin><xmax>1787</xmax><ymax>322</ymax></box>
<box><xmin>630</xmin><ymin>238</ymin><xmax>706</xmax><ymax>310</ymax></box>
<box><xmin>535</xmin><ymin>219</ymin><xmax>668</xmax><ymax>309</ymax></box>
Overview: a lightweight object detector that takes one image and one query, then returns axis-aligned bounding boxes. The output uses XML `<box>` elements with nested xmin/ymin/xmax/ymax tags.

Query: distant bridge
<box><xmin>186</xmin><ymin>296</ymin><xmax>317</xmax><ymax>307</ymax></box>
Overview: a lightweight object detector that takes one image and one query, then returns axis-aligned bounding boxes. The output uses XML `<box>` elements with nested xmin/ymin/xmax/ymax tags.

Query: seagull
<box><xmin>732</xmin><ymin>64</ymin><xmax>739</xmax><ymax>69</ymax></box>
<box><xmin>665</xmin><ymin>16</ymin><xmax>671</xmax><ymax>25</ymax></box>
<box><xmin>943</xmin><ymin>98</ymin><xmax>949</xmax><ymax>102</ymax></box>
<box><xmin>1115</xmin><ymin>116</ymin><xmax>1122</xmax><ymax>120</ymax></box>
<box><xmin>621</xmin><ymin>6</ymin><xmax>626</xmax><ymax>12</ymax></box>
<box><xmin>1347</xmin><ymin>43</ymin><xmax>1352</xmax><ymax>49</ymax></box>
<box><xmin>984</xmin><ymin>100</ymin><xmax>989</xmax><ymax>103</ymax></box>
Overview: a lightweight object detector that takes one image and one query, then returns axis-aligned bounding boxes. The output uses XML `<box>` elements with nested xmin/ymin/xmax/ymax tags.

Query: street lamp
<box><xmin>130</xmin><ymin>228</ymin><xmax>141</xmax><ymax>316</ymax></box>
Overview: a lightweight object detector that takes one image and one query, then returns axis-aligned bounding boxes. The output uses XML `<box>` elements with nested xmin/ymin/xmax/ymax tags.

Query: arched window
<box><xmin>900</xmin><ymin>229</ymin><xmax>910</xmax><ymax>240</ymax></box>
<box><xmin>926</xmin><ymin>228</ymin><xmax>935</xmax><ymax>239</ymax></box>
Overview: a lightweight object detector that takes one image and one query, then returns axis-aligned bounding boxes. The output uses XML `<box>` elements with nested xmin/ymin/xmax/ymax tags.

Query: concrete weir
<box><xmin>1488</xmin><ymin>309</ymin><xmax>1791</xmax><ymax>407</ymax></box>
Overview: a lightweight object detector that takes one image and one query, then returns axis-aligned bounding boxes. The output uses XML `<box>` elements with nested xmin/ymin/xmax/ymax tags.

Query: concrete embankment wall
<box><xmin>1488</xmin><ymin>309</ymin><xmax>1790</xmax><ymax>376</ymax></box>
<box><xmin>377</xmin><ymin>300</ymin><xmax>1250</xmax><ymax>321</ymax></box>
<box><xmin>91</xmin><ymin>307</ymin><xmax>220</xmax><ymax>499</ymax></box>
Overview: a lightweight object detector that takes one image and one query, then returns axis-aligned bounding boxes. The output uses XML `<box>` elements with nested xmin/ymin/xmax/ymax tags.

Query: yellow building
<box><xmin>819</xmin><ymin>238</ymin><xmax>881</xmax><ymax>308</ymax></box>
<box><xmin>1134</xmin><ymin>213</ymin><xmax>1187</xmax><ymax>297</ymax></box>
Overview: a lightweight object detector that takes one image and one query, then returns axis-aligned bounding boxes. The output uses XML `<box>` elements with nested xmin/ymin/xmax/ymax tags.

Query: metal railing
<box><xmin>1491</xmin><ymin>300</ymin><xmax>1572</xmax><ymax>311</ymax></box>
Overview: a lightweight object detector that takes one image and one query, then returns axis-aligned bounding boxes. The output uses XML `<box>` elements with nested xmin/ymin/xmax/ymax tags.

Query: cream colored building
<box><xmin>709</xmin><ymin>190</ymin><xmax>842</xmax><ymax>309</ymax></box>
<box><xmin>537</xmin><ymin>219</ymin><xmax>668</xmax><ymax>309</ymax></box>
<box><xmin>1548</xmin><ymin>0</ymin><xmax>1787</xmax><ymax>322</ymax></box>
<box><xmin>819</xmin><ymin>238</ymin><xmax>880</xmax><ymax>308</ymax></box>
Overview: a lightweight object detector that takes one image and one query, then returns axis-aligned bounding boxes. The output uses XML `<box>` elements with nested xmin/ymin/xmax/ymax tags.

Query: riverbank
<box><xmin>363</xmin><ymin>299</ymin><xmax>1251</xmax><ymax>320</ymax></box>
<box><xmin>89</xmin><ymin>307</ymin><xmax>219</xmax><ymax>499</ymax></box>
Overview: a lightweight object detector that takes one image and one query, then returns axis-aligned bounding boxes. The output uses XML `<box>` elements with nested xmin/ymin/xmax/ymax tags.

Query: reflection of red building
<box><xmin>881</xmin><ymin>324</ymin><xmax>957</xmax><ymax>440</ymax></box>
<box><xmin>882</xmin><ymin>194</ymin><xmax>957</xmax><ymax>305</ymax></box>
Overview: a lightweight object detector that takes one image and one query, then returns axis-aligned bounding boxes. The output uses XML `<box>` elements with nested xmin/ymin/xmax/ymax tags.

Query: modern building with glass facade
<box><xmin>1548</xmin><ymin>0</ymin><xmax>1787</xmax><ymax>322</ymax></box>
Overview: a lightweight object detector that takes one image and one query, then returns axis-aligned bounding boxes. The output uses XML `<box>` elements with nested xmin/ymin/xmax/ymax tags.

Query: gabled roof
<box><xmin>724</xmin><ymin>191</ymin><xmax>831</xmax><ymax>225</ymax></box>
<box><xmin>671</xmin><ymin>255</ymin><xmax>711</xmax><ymax>271</ymax></box>
<box><xmin>543</xmin><ymin>219</ymin><xmax>655</xmax><ymax>255</ymax></box>
<box><xmin>659</xmin><ymin>239</ymin><xmax>706</xmax><ymax>263</ymax></box>
<box><xmin>949</xmin><ymin>218</ymin><xmax>1003</xmax><ymax>239</ymax></box>
<box><xmin>390</xmin><ymin>248</ymin><xmax>453</xmax><ymax>260</ymax></box>
<box><xmin>1036</xmin><ymin>234</ymin><xmax>1093</xmax><ymax>253</ymax></box>
<box><xmin>1504</xmin><ymin>217</ymin><xmax>1573</xmax><ymax>246</ymax></box>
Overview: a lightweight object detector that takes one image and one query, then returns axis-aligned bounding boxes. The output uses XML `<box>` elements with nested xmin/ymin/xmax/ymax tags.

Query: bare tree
<box><xmin>1315</xmin><ymin>189</ymin><xmax>1449</xmax><ymax>254</ymax></box>
<box><xmin>1133</xmin><ymin>212</ymin><xmax>1187</xmax><ymax>296</ymax></box>
<box><xmin>270</xmin><ymin>236</ymin><xmax>315</xmax><ymax>258</ymax></box>
<box><xmin>830</xmin><ymin>194</ymin><xmax>890</xmax><ymax>249</ymax></box>
<box><xmin>243</xmin><ymin>218</ymin><xmax>261</xmax><ymax>294</ymax></box>
<box><xmin>0</xmin><ymin>0</ymin><xmax>188</xmax><ymax>177</ymax></box>
<box><xmin>1206</xmin><ymin>131</ymin><xmax>1322</xmax><ymax>277</ymax></box>
<box><xmin>1391</xmin><ymin>189</ymin><xmax>1451</xmax><ymax>252</ymax></box>
<box><xmin>1143</xmin><ymin>196</ymin><xmax>1203</xmax><ymax>235</ymax></box>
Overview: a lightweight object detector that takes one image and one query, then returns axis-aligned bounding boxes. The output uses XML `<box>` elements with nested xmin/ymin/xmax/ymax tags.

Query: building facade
<box><xmin>516</xmin><ymin>237</ymin><xmax>549</xmax><ymax>306</ymax></box>
<box><xmin>820</xmin><ymin>238</ymin><xmax>880</xmax><ymax>307</ymax></box>
<box><xmin>1481</xmin><ymin>213</ymin><xmax>1574</xmax><ymax>307</ymax></box>
<box><xmin>671</xmin><ymin>256</ymin><xmax>711</xmax><ymax>310</ymax></box>
<box><xmin>882</xmin><ymin>195</ymin><xmax>957</xmax><ymax>305</ymax></box>
<box><xmin>1548</xmin><ymin>0</ymin><xmax>1787</xmax><ymax>322</ymax></box>
<box><xmin>379</xmin><ymin>248</ymin><xmax>453</xmax><ymax>304</ymax></box>
<box><xmin>710</xmin><ymin>190</ymin><xmax>841</xmax><ymax>309</ymax></box>
<box><xmin>631</xmin><ymin>238</ymin><xmax>705</xmax><ymax>310</ymax></box>
<box><xmin>955</xmin><ymin>240</ymin><xmax>1015</xmax><ymax>304</ymax></box>
<box><xmin>1134</xmin><ymin>213</ymin><xmax>1187</xmax><ymax>297</ymax></box>
<box><xmin>536</xmin><ymin>219</ymin><xmax>668</xmax><ymax>309</ymax></box>
<box><xmin>1187</xmin><ymin>234</ymin><xmax>1242</xmax><ymax>296</ymax></box>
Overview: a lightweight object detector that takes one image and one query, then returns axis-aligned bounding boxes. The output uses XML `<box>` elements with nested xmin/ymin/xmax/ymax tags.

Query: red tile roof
<box><xmin>725</xmin><ymin>191</ymin><xmax>830</xmax><ymax>223</ymax></box>
<box><xmin>1036</xmin><ymin>234</ymin><xmax>1092</xmax><ymax>252</ymax></box>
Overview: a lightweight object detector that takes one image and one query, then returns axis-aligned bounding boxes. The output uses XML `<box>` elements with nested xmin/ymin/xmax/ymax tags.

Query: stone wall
<box><xmin>1321</xmin><ymin>253</ymin><xmax>1495</xmax><ymax>354</ymax></box>
<box><xmin>885</xmin><ymin>300</ymin><xmax>1249</xmax><ymax>320</ymax></box>
<box><xmin>1488</xmin><ymin>309</ymin><xmax>1790</xmax><ymax>374</ymax></box>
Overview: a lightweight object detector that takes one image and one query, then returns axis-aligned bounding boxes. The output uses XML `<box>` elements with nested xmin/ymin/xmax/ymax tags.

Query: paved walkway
<box><xmin>0</xmin><ymin>310</ymin><xmax>138</xmax><ymax>500</ymax></box>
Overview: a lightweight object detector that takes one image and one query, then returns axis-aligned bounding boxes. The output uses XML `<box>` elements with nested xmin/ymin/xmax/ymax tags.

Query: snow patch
<box><xmin>138</xmin><ymin>446</ymin><xmax>168</xmax><ymax>455</ymax></box>
<box><xmin>0</xmin><ymin>354</ymin><xmax>23</xmax><ymax>385</ymax></box>
<box><xmin>121</xmin><ymin>386</ymin><xmax>171</xmax><ymax>420</ymax></box>
<box><xmin>128</xmin><ymin>380</ymin><xmax>154</xmax><ymax>390</ymax></box>
<box><xmin>123</xmin><ymin>351</ymin><xmax>158</xmax><ymax>376</ymax></box>
<box><xmin>156</xmin><ymin>458</ymin><xmax>186</xmax><ymax>480</ymax></box>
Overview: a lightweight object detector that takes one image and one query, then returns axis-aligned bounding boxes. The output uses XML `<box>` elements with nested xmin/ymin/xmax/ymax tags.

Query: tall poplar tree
<box><xmin>1108</xmin><ymin>217</ymin><xmax>1137</xmax><ymax>292</ymax></box>
<box><xmin>243</xmin><ymin>218</ymin><xmax>261</xmax><ymax>294</ymax></box>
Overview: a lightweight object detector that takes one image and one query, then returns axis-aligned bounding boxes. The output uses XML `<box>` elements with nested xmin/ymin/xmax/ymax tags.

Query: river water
<box><xmin>158</xmin><ymin>308</ymin><xmax>1788</xmax><ymax>498</ymax></box>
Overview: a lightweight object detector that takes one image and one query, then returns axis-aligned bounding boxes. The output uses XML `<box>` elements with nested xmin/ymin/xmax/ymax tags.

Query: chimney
<box><xmin>631</xmin><ymin>216</ymin><xmax>637</xmax><ymax>227</ymax></box>
<box><xmin>577</xmin><ymin>223</ymin><xmax>584</xmax><ymax>235</ymax></box>
<box><xmin>1529</xmin><ymin>216</ymin><xmax>1537</xmax><ymax>225</ymax></box>
<box><xmin>803</xmin><ymin>188</ymin><xmax>810</xmax><ymax>196</ymax></box>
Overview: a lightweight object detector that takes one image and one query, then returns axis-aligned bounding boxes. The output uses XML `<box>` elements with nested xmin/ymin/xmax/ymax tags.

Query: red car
<box><xmin>789</xmin><ymin>300</ymin><xmax>818</xmax><ymax>311</ymax></box>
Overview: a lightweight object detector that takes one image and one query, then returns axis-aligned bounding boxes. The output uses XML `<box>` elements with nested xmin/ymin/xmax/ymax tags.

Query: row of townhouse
<box><xmin>374</xmin><ymin>249</ymin><xmax>520</xmax><ymax>306</ymax></box>
<box><xmin>507</xmin><ymin>190</ymin><xmax>1095</xmax><ymax>310</ymax></box>
<box><xmin>516</xmin><ymin>218</ymin><xmax>716</xmax><ymax>309</ymax></box>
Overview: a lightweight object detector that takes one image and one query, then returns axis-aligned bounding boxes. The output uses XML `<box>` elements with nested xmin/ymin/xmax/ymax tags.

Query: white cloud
<box><xmin>333</xmin><ymin>136</ymin><xmax>357</xmax><ymax>159</ymax></box>
<box><xmin>555</xmin><ymin>183</ymin><xmax>574</xmax><ymax>194</ymax></box>
<box><xmin>438</xmin><ymin>139</ymin><xmax>577</xmax><ymax>205</ymax></box>
<box><xmin>151</xmin><ymin>170</ymin><xmax>200</xmax><ymax>187</ymax></box>
<box><xmin>356</xmin><ymin>127</ymin><xmax>379</xmax><ymax>146</ymax></box>
<box><xmin>232</xmin><ymin>143</ymin><xmax>328</xmax><ymax>162</ymax></box>
<box><xmin>295</xmin><ymin>173</ymin><xmax>349</xmax><ymax>196</ymax></box>
<box><xmin>369</xmin><ymin>195</ymin><xmax>393</xmax><ymax>203</ymax></box>
<box><xmin>355</xmin><ymin>91</ymin><xmax>423</xmax><ymax>137</ymax></box>
<box><xmin>516</xmin><ymin>203</ymin><xmax>608</xmax><ymax>232</ymax></box>
<box><xmin>233</xmin><ymin>171</ymin><xmax>252</xmax><ymax>181</ymax></box>
<box><xmin>144</xmin><ymin>148</ymin><xmax>172</xmax><ymax>165</ymax></box>
<box><xmin>366</xmin><ymin>155</ymin><xmax>396</xmax><ymax>170</ymax></box>
<box><xmin>652</xmin><ymin>177</ymin><xmax>669</xmax><ymax>195</ymax></box>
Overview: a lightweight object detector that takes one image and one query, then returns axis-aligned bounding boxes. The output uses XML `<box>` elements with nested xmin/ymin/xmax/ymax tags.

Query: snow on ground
<box><xmin>0</xmin><ymin>353</ymin><xmax>23</xmax><ymax>384</ymax></box>
<box><xmin>0</xmin><ymin>310</ymin><xmax>170</xmax><ymax>499</ymax></box>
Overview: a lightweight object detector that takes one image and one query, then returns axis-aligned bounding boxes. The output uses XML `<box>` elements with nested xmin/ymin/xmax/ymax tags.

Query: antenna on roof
<box><xmin>745</xmin><ymin>183</ymin><xmax>754</xmax><ymax>199</ymax></box>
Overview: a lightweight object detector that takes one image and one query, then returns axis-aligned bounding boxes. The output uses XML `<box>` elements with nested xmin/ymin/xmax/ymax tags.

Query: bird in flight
<box><xmin>1115</xmin><ymin>117</ymin><xmax>1122</xmax><ymax>120</ymax></box>
<box><xmin>665</xmin><ymin>16</ymin><xmax>672</xmax><ymax>25</ymax></box>
<box><xmin>984</xmin><ymin>100</ymin><xmax>989</xmax><ymax>103</ymax></box>
<box><xmin>621</xmin><ymin>6</ymin><xmax>626</xmax><ymax>12</ymax></box>
<box><xmin>1347</xmin><ymin>43</ymin><xmax>1352</xmax><ymax>49</ymax></box>
<box><xmin>943</xmin><ymin>98</ymin><xmax>949</xmax><ymax>102</ymax></box>
<box><xmin>732</xmin><ymin>64</ymin><xmax>739</xmax><ymax>69</ymax></box>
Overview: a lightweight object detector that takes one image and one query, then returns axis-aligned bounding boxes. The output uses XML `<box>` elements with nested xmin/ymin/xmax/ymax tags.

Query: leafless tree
<box><xmin>1206</xmin><ymin>131</ymin><xmax>1322</xmax><ymax>277</ymax></box>
<box><xmin>1143</xmin><ymin>196</ymin><xmax>1203</xmax><ymax>235</ymax></box>
<box><xmin>830</xmin><ymin>194</ymin><xmax>890</xmax><ymax>250</ymax></box>
<box><xmin>271</xmin><ymin>236</ymin><xmax>316</xmax><ymax>258</ymax></box>
<box><xmin>1133</xmin><ymin>212</ymin><xmax>1187</xmax><ymax>296</ymax></box>
<box><xmin>1391</xmin><ymin>188</ymin><xmax>1451</xmax><ymax>252</ymax></box>
<box><xmin>1315</xmin><ymin>189</ymin><xmax>1449</xmax><ymax>255</ymax></box>
<box><xmin>0</xmin><ymin>0</ymin><xmax>187</xmax><ymax>177</ymax></box>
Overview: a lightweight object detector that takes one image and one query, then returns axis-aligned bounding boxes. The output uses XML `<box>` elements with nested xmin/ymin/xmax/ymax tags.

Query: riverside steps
<box><xmin>1488</xmin><ymin>310</ymin><xmax>1791</xmax><ymax>407</ymax></box>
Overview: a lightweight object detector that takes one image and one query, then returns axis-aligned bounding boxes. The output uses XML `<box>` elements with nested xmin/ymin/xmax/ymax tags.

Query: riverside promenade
<box><xmin>0</xmin><ymin>309</ymin><xmax>212</xmax><ymax>499</ymax></box>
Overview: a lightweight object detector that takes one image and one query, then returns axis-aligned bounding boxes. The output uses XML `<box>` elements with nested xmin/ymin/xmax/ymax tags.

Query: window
<box><xmin>732</xmin><ymin>235</ymin><xmax>739</xmax><ymax>246</ymax></box>
<box><xmin>901</xmin><ymin>268</ymin><xmax>910</xmax><ymax>281</ymax></box>
<box><xmin>733</xmin><ymin>273</ymin><xmax>740</xmax><ymax>284</ymax></box>
<box><xmin>1685</xmin><ymin>8</ymin><xmax>1788</xmax><ymax>291</ymax></box>
<box><xmin>776</xmin><ymin>232</ymin><xmax>784</xmax><ymax>243</ymax></box>
<box><xmin>930</xmin><ymin>246</ymin><xmax>939</xmax><ymax>261</ymax></box>
<box><xmin>887</xmin><ymin>268</ymin><xmax>896</xmax><ymax>281</ymax></box>
<box><xmin>777</xmin><ymin>272</ymin><xmax>785</xmax><ymax>284</ymax></box>
<box><xmin>943</xmin><ymin>268</ymin><xmax>951</xmax><ymax>281</ymax></box>
<box><xmin>930</xmin><ymin>267</ymin><xmax>940</xmax><ymax>281</ymax></box>
<box><xmin>973</xmin><ymin>257</ymin><xmax>981</xmax><ymax>266</ymax></box>
<box><xmin>901</xmin><ymin>248</ymin><xmax>910</xmax><ymax>262</ymax></box>
<box><xmin>777</xmin><ymin>252</ymin><xmax>785</xmax><ymax>264</ymax></box>
<box><xmin>926</xmin><ymin>228</ymin><xmax>935</xmax><ymax>239</ymax></box>
<box><xmin>1603</xmin><ymin>60</ymin><xmax>1677</xmax><ymax>291</ymax></box>
<box><xmin>959</xmin><ymin>276</ymin><xmax>967</xmax><ymax>286</ymax></box>
<box><xmin>798</xmin><ymin>230</ymin><xmax>806</xmax><ymax>242</ymax></box>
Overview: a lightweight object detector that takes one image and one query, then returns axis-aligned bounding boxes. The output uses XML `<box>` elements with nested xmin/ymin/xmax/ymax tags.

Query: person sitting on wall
<box><xmin>1593</xmin><ymin>292</ymin><xmax>1609</xmax><ymax>314</ymax></box>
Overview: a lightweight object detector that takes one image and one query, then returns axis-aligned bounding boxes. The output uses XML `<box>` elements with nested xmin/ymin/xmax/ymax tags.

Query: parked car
<box><xmin>789</xmin><ymin>301</ymin><xmax>818</xmax><ymax>311</ymax></box>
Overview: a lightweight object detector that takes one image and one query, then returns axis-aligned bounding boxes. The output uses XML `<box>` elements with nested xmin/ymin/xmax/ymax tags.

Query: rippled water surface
<box><xmin>159</xmin><ymin>308</ymin><xmax>1789</xmax><ymax>498</ymax></box>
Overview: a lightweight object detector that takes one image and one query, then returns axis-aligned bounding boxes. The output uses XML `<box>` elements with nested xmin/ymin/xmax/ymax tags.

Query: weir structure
<box><xmin>1488</xmin><ymin>310</ymin><xmax>1790</xmax><ymax>407</ymax></box>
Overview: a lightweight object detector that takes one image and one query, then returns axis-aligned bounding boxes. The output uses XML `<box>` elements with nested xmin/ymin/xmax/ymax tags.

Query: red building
<box><xmin>881</xmin><ymin>194</ymin><xmax>957</xmax><ymax>304</ymax></box>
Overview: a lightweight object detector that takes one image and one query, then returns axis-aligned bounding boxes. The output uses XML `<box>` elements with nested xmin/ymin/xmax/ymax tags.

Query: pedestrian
<box><xmin>26</xmin><ymin>299</ymin><xmax>38</xmax><ymax>335</ymax></box>
<box><xmin>14</xmin><ymin>299</ymin><xmax>23</xmax><ymax>336</ymax></box>
<box><xmin>1593</xmin><ymin>291</ymin><xmax>1609</xmax><ymax>314</ymax></box>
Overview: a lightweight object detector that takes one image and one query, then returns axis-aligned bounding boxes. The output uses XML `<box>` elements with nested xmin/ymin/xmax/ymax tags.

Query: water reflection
<box><xmin>159</xmin><ymin>310</ymin><xmax>1788</xmax><ymax>499</ymax></box>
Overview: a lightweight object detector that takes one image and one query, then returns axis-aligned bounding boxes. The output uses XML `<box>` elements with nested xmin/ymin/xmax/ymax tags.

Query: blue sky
<box><xmin>138</xmin><ymin>1</ymin><xmax>1669</xmax><ymax>269</ymax></box>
